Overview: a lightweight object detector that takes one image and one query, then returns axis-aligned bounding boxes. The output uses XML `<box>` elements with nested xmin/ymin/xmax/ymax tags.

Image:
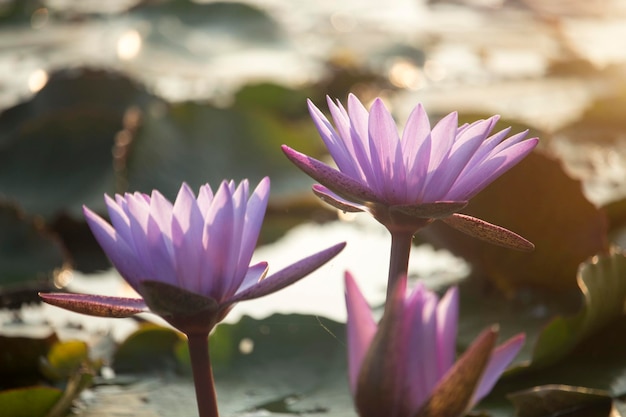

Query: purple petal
<box><xmin>447</xmin><ymin>138</ymin><xmax>538</xmax><ymax>200</ymax></box>
<box><xmin>236</xmin><ymin>177</ymin><xmax>270</xmax><ymax>282</ymax></box>
<box><xmin>227</xmin><ymin>242</ymin><xmax>346</xmax><ymax>303</ymax></box>
<box><xmin>436</xmin><ymin>287</ymin><xmax>459</xmax><ymax>376</ymax></box>
<box><xmin>145</xmin><ymin>190</ymin><xmax>177</xmax><ymax>283</ymax></box>
<box><xmin>281</xmin><ymin>145</ymin><xmax>379</xmax><ymax>203</ymax></box>
<box><xmin>40</xmin><ymin>292</ymin><xmax>147</xmax><ymax>318</ymax></box>
<box><xmin>326</xmin><ymin>98</ymin><xmax>373</xmax><ymax>182</ymax></box>
<box><xmin>172</xmin><ymin>183</ymin><xmax>204</xmax><ymax>292</ymax></box>
<box><xmin>312</xmin><ymin>185</ymin><xmax>367</xmax><ymax>213</ymax></box>
<box><xmin>426</xmin><ymin>111</ymin><xmax>458</xmax><ymax>177</ymax></box>
<box><xmin>402</xmin><ymin>283</ymin><xmax>430</xmax><ymax>410</ymax></box>
<box><xmin>104</xmin><ymin>194</ymin><xmax>133</xmax><ymax>246</ymax></box>
<box><xmin>402</xmin><ymin>104</ymin><xmax>432</xmax><ymax>202</ymax></box>
<box><xmin>125</xmin><ymin>193</ymin><xmax>154</xmax><ymax>277</ymax></box>
<box><xmin>83</xmin><ymin>206</ymin><xmax>143</xmax><ymax>289</ymax></box>
<box><xmin>202</xmin><ymin>181</ymin><xmax>235</xmax><ymax>298</ymax></box>
<box><xmin>423</xmin><ymin>117</ymin><xmax>496</xmax><ymax>202</ymax></box>
<box><xmin>235</xmin><ymin>262</ymin><xmax>269</xmax><ymax>294</ymax></box>
<box><xmin>471</xmin><ymin>333</ymin><xmax>525</xmax><ymax>405</ymax></box>
<box><xmin>367</xmin><ymin>99</ymin><xmax>406</xmax><ymax>202</ymax></box>
<box><xmin>308</xmin><ymin>99</ymin><xmax>361</xmax><ymax>180</ymax></box>
<box><xmin>344</xmin><ymin>272</ymin><xmax>377</xmax><ymax>395</ymax></box>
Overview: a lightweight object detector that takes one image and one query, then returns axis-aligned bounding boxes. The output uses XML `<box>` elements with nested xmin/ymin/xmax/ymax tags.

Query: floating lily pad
<box><xmin>40</xmin><ymin>340</ymin><xmax>89</xmax><ymax>381</ymax></box>
<box><xmin>0</xmin><ymin>204</ymin><xmax>69</xmax><ymax>309</ymax></box>
<box><xmin>0</xmin><ymin>332</ymin><xmax>58</xmax><ymax>389</ymax></box>
<box><xmin>0</xmin><ymin>386</ymin><xmax>63</xmax><ymax>417</ymax></box>
<box><xmin>113</xmin><ymin>323</ymin><xmax>185</xmax><ymax>374</ymax></box>
<box><xmin>531</xmin><ymin>248</ymin><xmax>626</xmax><ymax>367</ymax></box>
<box><xmin>508</xmin><ymin>385</ymin><xmax>612</xmax><ymax>417</ymax></box>
<box><xmin>0</xmin><ymin>68</ymin><xmax>158</xmax><ymax>219</ymax></box>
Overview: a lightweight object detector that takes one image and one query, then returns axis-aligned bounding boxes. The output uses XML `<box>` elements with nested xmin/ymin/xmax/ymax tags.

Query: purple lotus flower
<box><xmin>345</xmin><ymin>272</ymin><xmax>524</xmax><ymax>417</ymax></box>
<box><xmin>282</xmin><ymin>94</ymin><xmax>538</xmax><ymax>293</ymax></box>
<box><xmin>41</xmin><ymin>178</ymin><xmax>345</xmax><ymax>417</ymax></box>
<box><xmin>283</xmin><ymin>94</ymin><xmax>537</xmax><ymax>229</ymax></box>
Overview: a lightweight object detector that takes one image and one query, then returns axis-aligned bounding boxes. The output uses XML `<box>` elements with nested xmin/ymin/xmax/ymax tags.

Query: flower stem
<box><xmin>187</xmin><ymin>332</ymin><xmax>219</xmax><ymax>417</ymax></box>
<box><xmin>387</xmin><ymin>231</ymin><xmax>414</xmax><ymax>298</ymax></box>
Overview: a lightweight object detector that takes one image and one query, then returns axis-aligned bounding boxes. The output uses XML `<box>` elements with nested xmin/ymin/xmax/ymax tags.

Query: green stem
<box><xmin>387</xmin><ymin>231</ymin><xmax>414</xmax><ymax>298</ymax></box>
<box><xmin>187</xmin><ymin>332</ymin><xmax>219</xmax><ymax>417</ymax></box>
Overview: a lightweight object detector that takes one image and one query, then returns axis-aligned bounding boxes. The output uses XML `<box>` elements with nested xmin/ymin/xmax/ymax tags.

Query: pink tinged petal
<box><xmin>196</xmin><ymin>183</ymin><xmax>215</xmax><ymax>213</ymax></box>
<box><xmin>235</xmin><ymin>262</ymin><xmax>269</xmax><ymax>294</ymax></box>
<box><xmin>426</xmin><ymin>111</ymin><xmax>458</xmax><ymax>175</ymax></box>
<box><xmin>202</xmin><ymin>181</ymin><xmax>235</xmax><ymax>299</ymax></box>
<box><xmin>281</xmin><ymin>145</ymin><xmax>379</xmax><ymax>204</ymax></box>
<box><xmin>346</xmin><ymin>93</ymin><xmax>371</xmax><ymax>152</ymax></box>
<box><xmin>40</xmin><ymin>292</ymin><xmax>147</xmax><ymax>318</ymax></box>
<box><xmin>418</xmin><ymin>293</ymin><xmax>440</xmax><ymax>397</ymax></box>
<box><xmin>401</xmin><ymin>104</ymin><xmax>432</xmax><ymax>202</ymax></box>
<box><xmin>422</xmin><ymin>117</ymin><xmax>497</xmax><ymax>202</ymax></box>
<box><xmin>83</xmin><ymin>206</ymin><xmax>144</xmax><ymax>290</ymax></box>
<box><xmin>171</xmin><ymin>183</ymin><xmax>204</xmax><ymax>293</ymax></box>
<box><xmin>308</xmin><ymin>99</ymin><xmax>361</xmax><ymax>180</ymax></box>
<box><xmin>312</xmin><ymin>185</ymin><xmax>367</xmax><ymax>213</ymax></box>
<box><xmin>456</xmin><ymin>127</ymin><xmax>514</xmax><ymax>175</ymax></box>
<box><xmin>236</xmin><ymin>177</ymin><xmax>270</xmax><ymax>280</ymax></box>
<box><xmin>367</xmin><ymin>99</ymin><xmax>406</xmax><ymax>202</ymax></box>
<box><xmin>414</xmin><ymin>327</ymin><xmax>498</xmax><ymax>417</ymax></box>
<box><xmin>436</xmin><ymin>286</ymin><xmax>459</xmax><ymax>377</ymax></box>
<box><xmin>125</xmin><ymin>193</ymin><xmax>155</xmax><ymax>277</ymax></box>
<box><xmin>344</xmin><ymin>272</ymin><xmax>378</xmax><ymax>396</ymax></box>
<box><xmin>402</xmin><ymin>284</ymin><xmax>431</xmax><ymax>411</ymax></box>
<box><xmin>441</xmin><ymin>214</ymin><xmax>535</xmax><ymax>251</ymax></box>
<box><xmin>104</xmin><ymin>194</ymin><xmax>133</xmax><ymax>246</ymax></box>
<box><xmin>355</xmin><ymin>273</ymin><xmax>408</xmax><ymax>417</ymax></box>
<box><xmin>145</xmin><ymin>190</ymin><xmax>177</xmax><ymax>284</ymax></box>
<box><xmin>227</xmin><ymin>242</ymin><xmax>346</xmax><ymax>303</ymax></box>
<box><xmin>326</xmin><ymin>98</ymin><xmax>373</xmax><ymax>182</ymax></box>
<box><xmin>447</xmin><ymin>138</ymin><xmax>538</xmax><ymax>200</ymax></box>
<box><xmin>471</xmin><ymin>333</ymin><xmax>525</xmax><ymax>405</ymax></box>
<box><xmin>220</xmin><ymin>180</ymin><xmax>248</xmax><ymax>297</ymax></box>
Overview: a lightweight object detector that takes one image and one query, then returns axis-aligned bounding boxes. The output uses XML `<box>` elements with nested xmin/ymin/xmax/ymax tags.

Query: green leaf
<box><xmin>39</xmin><ymin>340</ymin><xmax>89</xmax><ymax>381</ymax></box>
<box><xmin>113</xmin><ymin>323</ymin><xmax>185</xmax><ymax>373</ymax></box>
<box><xmin>532</xmin><ymin>248</ymin><xmax>626</xmax><ymax>367</ymax></box>
<box><xmin>0</xmin><ymin>386</ymin><xmax>62</xmax><ymax>417</ymax></box>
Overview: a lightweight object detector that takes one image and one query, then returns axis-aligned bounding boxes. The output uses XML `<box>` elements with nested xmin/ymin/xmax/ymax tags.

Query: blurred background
<box><xmin>2</xmin><ymin>0</ymin><xmax>626</xmax><ymax>415</ymax></box>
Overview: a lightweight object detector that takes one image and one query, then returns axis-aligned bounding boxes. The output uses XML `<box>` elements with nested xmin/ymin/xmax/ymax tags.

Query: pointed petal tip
<box><xmin>39</xmin><ymin>292</ymin><xmax>147</xmax><ymax>318</ymax></box>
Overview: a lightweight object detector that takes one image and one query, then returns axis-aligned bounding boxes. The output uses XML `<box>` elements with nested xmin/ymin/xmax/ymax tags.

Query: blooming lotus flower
<box><xmin>41</xmin><ymin>178</ymin><xmax>345</xmax><ymax>417</ymax></box>
<box><xmin>282</xmin><ymin>94</ymin><xmax>538</xmax><ymax>293</ymax></box>
<box><xmin>345</xmin><ymin>272</ymin><xmax>524</xmax><ymax>417</ymax></box>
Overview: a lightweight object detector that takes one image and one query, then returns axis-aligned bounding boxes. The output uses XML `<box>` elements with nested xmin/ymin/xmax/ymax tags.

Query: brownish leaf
<box><xmin>420</xmin><ymin>150</ymin><xmax>608</xmax><ymax>293</ymax></box>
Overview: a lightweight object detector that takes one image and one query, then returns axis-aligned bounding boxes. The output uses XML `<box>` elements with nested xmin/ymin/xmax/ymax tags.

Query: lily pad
<box><xmin>0</xmin><ymin>203</ymin><xmax>69</xmax><ymax>309</ymax></box>
<box><xmin>0</xmin><ymin>68</ymin><xmax>158</xmax><ymax>219</ymax></box>
<box><xmin>113</xmin><ymin>323</ymin><xmax>186</xmax><ymax>374</ymax></box>
<box><xmin>0</xmin><ymin>386</ymin><xmax>63</xmax><ymax>417</ymax></box>
<box><xmin>531</xmin><ymin>248</ymin><xmax>626</xmax><ymax>367</ymax></box>
<box><xmin>40</xmin><ymin>340</ymin><xmax>89</xmax><ymax>381</ymax></box>
<box><xmin>508</xmin><ymin>385</ymin><xmax>612</xmax><ymax>417</ymax></box>
<box><xmin>0</xmin><ymin>332</ymin><xmax>58</xmax><ymax>389</ymax></box>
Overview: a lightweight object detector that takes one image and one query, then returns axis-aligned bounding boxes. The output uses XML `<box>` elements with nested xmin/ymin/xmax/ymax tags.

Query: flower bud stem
<box><xmin>187</xmin><ymin>332</ymin><xmax>219</xmax><ymax>417</ymax></box>
<box><xmin>387</xmin><ymin>231</ymin><xmax>414</xmax><ymax>298</ymax></box>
